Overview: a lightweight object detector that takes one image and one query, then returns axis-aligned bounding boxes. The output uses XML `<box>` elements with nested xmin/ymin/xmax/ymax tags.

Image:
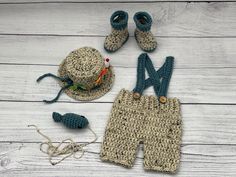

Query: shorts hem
<box><xmin>144</xmin><ymin>166</ymin><xmax>177</xmax><ymax>173</ymax></box>
<box><xmin>100</xmin><ymin>156</ymin><xmax>133</xmax><ymax>168</ymax></box>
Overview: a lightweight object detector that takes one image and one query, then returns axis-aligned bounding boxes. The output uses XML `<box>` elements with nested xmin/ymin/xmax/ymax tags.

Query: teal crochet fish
<box><xmin>52</xmin><ymin>112</ymin><xmax>89</xmax><ymax>129</ymax></box>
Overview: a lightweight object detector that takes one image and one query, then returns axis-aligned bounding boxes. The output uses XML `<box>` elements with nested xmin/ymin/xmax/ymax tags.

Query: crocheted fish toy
<box><xmin>52</xmin><ymin>112</ymin><xmax>89</xmax><ymax>129</ymax></box>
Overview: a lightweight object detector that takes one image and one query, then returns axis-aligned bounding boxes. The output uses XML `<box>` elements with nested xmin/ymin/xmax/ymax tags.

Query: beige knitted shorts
<box><xmin>100</xmin><ymin>89</ymin><xmax>182</xmax><ymax>172</ymax></box>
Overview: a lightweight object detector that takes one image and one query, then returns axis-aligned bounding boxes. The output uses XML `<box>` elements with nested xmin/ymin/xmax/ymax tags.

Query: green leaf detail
<box><xmin>69</xmin><ymin>85</ymin><xmax>76</xmax><ymax>91</ymax></box>
<box><xmin>70</xmin><ymin>83</ymin><xmax>86</xmax><ymax>91</ymax></box>
<box><xmin>103</xmin><ymin>75</ymin><xmax>107</xmax><ymax>80</ymax></box>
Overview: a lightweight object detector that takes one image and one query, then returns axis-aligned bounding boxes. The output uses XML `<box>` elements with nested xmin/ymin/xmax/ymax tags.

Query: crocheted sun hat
<box><xmin>58</xmin><ymin>47</ymin><xmax>115</xmax><ymax>101</ymax></box>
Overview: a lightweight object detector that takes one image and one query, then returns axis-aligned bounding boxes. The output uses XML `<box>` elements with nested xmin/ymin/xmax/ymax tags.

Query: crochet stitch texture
<box><xmin>52</xmin><ymin>112</ymin><xmax>89</xmax><ymax>129</ymax></box>
<box><xmin>100</xmin><ymin>54</ymin><xmax>182</xmax><ymax>173</ymax></box>
<box><xmin>104</xmin><ymin>10</ymin><xmax>129</xmax><ymax>52</ymax></box>
<box><xmin>37</xmin><ymin>47</ymin><xmax>115</xmax><ymax>102</ymax></box>
<box><xmin>100</xmin><ymin>89</ymin><xmax>182</xmax><ymax>172</ymax></box>
<box><xmin>134</xmin><ymin>12</ymin><xmax>157</xmax><ymax>52</ymax></box>
<box><xmin>58</xmin><ymin>47</ymin><xmax>115</xmax><ymax>101</ymax></box>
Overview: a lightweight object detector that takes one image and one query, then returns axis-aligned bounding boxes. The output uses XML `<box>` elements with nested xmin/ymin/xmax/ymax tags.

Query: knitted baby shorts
<box><xmin>100</xmin><ymin>54</ymin><xmax>182</xmax><ymax>173</ymax></box>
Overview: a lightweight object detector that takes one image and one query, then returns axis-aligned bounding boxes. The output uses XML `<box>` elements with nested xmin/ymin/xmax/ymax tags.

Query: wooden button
<box><xmin>159</xmin><ymin>96</ymin><xmax>167</xmax><ymax>104</ymax></box>
<box><xmin>133</xmin><ymin>92</ymin><xmax>141</xmax><ymax>99</ymax></box>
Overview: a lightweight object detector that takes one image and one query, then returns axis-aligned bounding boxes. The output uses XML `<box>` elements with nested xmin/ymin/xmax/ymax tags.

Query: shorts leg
<box><xmin>100</xmin><ymin>105</ymin><xmax>141</xmax><ymax>167</ymax></box>
<box><xmin>143</xmin><ymin>110</ymin><xmax>182</xmax><ymax>172</ymax></box>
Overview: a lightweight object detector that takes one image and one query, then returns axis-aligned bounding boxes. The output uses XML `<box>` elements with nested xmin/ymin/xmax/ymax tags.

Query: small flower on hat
<box><xmin>105</xmin><ymin>58</ymin><xmax>110</xmax><ymax>68</ymax></box>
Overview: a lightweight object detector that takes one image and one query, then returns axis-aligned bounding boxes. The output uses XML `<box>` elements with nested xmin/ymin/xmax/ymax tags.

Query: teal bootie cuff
<box><xmin>133</xmin><ymin>12</ymin><xmax>152</xmax><ymax>31</ymax></box>
<box><xmin>110</xmin><ymin>10</ymin><xmax>128</xmax><ymax>30</ymax></box>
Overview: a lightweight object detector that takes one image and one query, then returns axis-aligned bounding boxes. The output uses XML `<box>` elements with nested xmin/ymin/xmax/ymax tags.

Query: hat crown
<box><xmin>65</xmin><ymin>47</ymin><xmax>105</xmax><ymax>89</ymax></box>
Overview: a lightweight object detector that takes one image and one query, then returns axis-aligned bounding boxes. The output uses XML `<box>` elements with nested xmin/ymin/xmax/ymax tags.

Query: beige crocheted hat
<box><xmin>57</xmin><ymin>47</ymin><xmax>115</xmax><ymax>101</ymax></box>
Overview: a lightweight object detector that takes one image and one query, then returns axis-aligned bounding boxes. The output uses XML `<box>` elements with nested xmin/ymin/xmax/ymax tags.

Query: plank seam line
<box><xmin>181</xmin><ymin>152</ymin><xmax>236</xmax><ymax>157</ymax></box>
<box><xmin>0</xmin><ymin>100</ymin><xmax>236</xmax><ymax>105</ymax></box>
<box><xmin>1</xmin><ymin>62</ymin><xmax>236</xmax><ymax>70</ymax></box>
<box><xmin>1</xmin><ymin>1</ymin><xmax>236</xmax><ymax>5</ymax></box>
<box><xmin>0</xmin><ymin>33</ymin><xmax>236</xmax><ymax>38</ymax></box>
<box><xmin>1</xmin><ymin>143</ymin><xmax>236</xmax><ymax>159</ymax></box>
<box><xmin>1</xmin><ymin>141</ymin><xmax>236</xmax><ymax>146</ymax></box>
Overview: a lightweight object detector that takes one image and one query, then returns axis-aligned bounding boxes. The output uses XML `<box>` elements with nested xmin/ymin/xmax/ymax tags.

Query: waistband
<box><xmin>114</xmin><ymin>89</ymin><xmax>180</xmax><ymax>113</ymax></box>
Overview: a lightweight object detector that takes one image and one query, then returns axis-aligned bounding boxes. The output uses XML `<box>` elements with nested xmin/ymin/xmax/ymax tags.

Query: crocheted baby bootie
<box><xmin>104</xmin><ymin>10</ymin><xmax>129</xmax><ymax>52</ymax></box>
<box><xmin>133</xmin><ymin>12</ymin><xmax>157</xmax><ymax>52</ymax></box>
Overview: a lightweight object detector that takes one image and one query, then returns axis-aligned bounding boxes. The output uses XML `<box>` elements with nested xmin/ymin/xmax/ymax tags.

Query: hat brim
<box><xmin>58</xmin><ymin>59</ymin><xmax>115</xmax><ymax>101</ymax></box>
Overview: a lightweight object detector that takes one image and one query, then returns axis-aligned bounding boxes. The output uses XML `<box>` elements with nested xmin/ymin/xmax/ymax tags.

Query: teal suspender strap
<box><xmin>133</xmin><ymin>53</ymin><xmax>174</xmax><ymax>103</ymax></box>
<box><xmin>158</xmin><ymin>57</ymin><xmax>174</xmax><ymax>98</ymax></box>
<box><xmin>133</xmin><ymin>53</ymin><xmax>146</xmax><ymax>96</ymax></box>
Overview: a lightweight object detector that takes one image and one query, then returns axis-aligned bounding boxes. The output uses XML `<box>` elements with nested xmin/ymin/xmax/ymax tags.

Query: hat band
<box><xmin>70</xmin><ymin>67</ymin><xmax>110</xmax><ymax>91</ymax></box>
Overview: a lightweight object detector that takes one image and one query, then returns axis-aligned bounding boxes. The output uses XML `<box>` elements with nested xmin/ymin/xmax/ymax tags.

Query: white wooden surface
<box><xmin>0</xmin><ymin>2</ymin><xmax>236</xmax><ymax>36</ymax></box>
<box><xmin>1</xmin><ymin>0</ymin><xmax>236</xmax><ymax>3</ymax></box>
<box><xmin>0</xmin><ymin>1</ymin><xmax>236</xmax><ymax>177</ymax></box>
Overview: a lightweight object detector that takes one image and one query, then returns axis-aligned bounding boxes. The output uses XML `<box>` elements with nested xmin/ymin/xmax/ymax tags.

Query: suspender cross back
<box><xmin>133</xmin><ymin>53</ymin><xmax>174</xmax><ymax>104</ymax></box>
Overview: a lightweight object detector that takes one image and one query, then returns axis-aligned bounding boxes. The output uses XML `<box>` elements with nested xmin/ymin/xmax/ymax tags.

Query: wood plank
<box><xmin>1</xmin><ymin>35</ymin><xmax>236</xmax><ymax>68</ymax></box>
<box><xmin>0</xmin><ymin>2</ymin><xmax>235</xmax><ymax>36</ymax></box>
<box><xmin>0</xmin><ymin>102</ymin><xmax>236</xmax><ymax>144</ymax></box>
<box><xmin>0</xmin><ymin>143</ymin><xmax>236</xmax><ymax>176</ymax></box>
<box><xmin>0</xmin><ymin>64</ymin><xmax>235</xmax><ymax>103</ymax></box>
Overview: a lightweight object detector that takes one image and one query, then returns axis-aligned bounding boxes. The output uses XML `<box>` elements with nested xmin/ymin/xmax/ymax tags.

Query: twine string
<box><xmin>28</xmin><ymin>125</ymin><xmax>98</xmax><ymax>165</ymax></box>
